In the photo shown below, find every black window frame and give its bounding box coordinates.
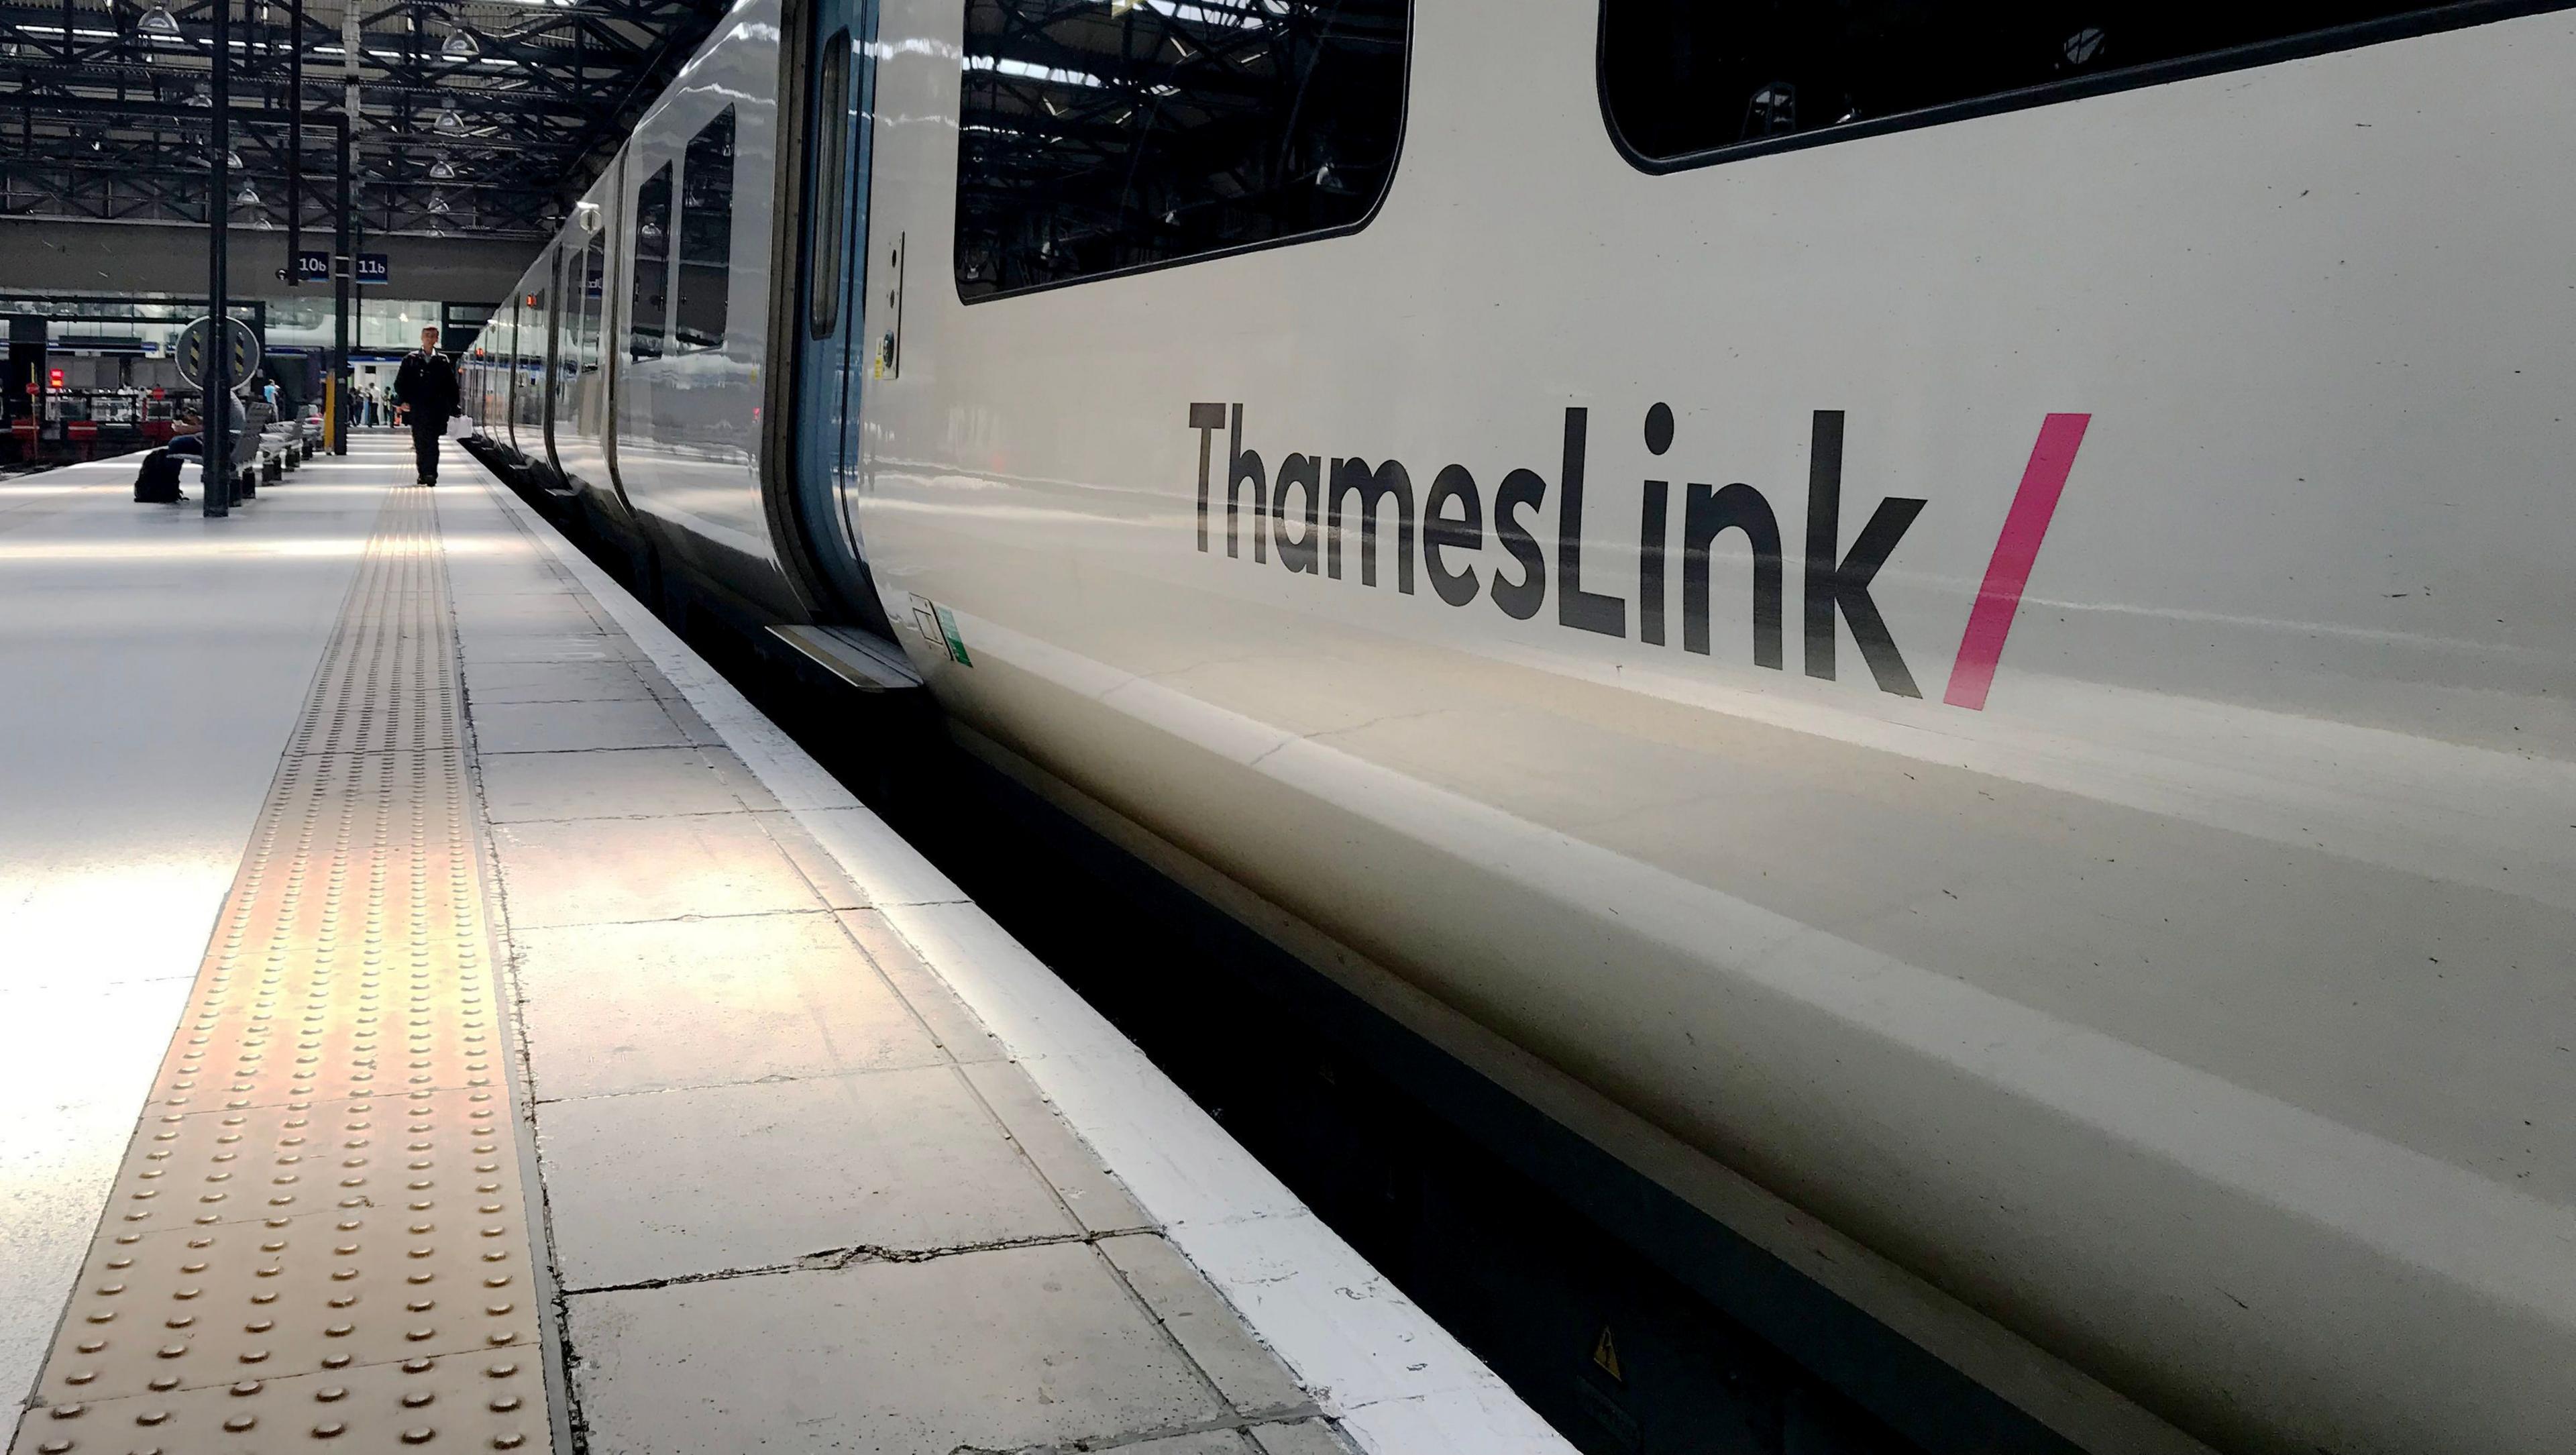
[674,105,739,353]
[1596,0,2571,175]
[951,0,1416,306]
[579,226,606,373]
[517,282,547,429]
[629,160,674,361]
[809,30,853,340]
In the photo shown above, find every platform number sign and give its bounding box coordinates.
[293,250,331,283]
[355,253,391,287]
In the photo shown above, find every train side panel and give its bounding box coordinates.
[844,3,2576,1452]
[605,0,800,618]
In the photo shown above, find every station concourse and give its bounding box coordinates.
[0,441,1566,1455]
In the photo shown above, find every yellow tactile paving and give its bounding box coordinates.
[11,488,554,1455]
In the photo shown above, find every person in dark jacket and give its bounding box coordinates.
[166,390,246,459]
[392,326,461,486]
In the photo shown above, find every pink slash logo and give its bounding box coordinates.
[1943,413,2091,710]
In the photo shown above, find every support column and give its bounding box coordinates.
[204,0,233,517]
[286,0,304,286]
[329,110,352,453]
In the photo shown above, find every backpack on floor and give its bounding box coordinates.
[133,449,184,504]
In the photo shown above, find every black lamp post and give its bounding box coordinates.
[204,0,233,517]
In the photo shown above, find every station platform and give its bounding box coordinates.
[0,439,1566,1455]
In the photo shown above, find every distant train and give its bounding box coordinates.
[463,2,2576,1450]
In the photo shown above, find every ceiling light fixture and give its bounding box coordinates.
[235,182,260,205]
[441,28,476,59]
[138,3,182,38]
[435,105,465,133]
[427,156,456,179]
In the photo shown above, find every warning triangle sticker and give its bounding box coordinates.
[1591,1325,1624,1384]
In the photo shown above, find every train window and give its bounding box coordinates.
[676,107,737,352]
[629,161,672,360]
[518,285,546,429]
[1600,1,2530,170]
[571,233,602,427]
[952,0,1409,302]
[808,32,851,339]
[578,231,605,376]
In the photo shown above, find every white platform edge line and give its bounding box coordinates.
[465,474,1574,1455]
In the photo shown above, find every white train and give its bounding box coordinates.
[462,2,2576,1450]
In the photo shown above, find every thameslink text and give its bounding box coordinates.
[1186,402,1929,697]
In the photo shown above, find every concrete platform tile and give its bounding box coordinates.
[753,810,871,910]
[1100,1233,1317,1421]
[511,912,947,1099]
[445,574,572,598]
[1117,1432,1259,1454]
[465,659,658,704]
[688,739,790,810]
[539,1065,1080,1289]
[491,813,824,928]
[1250,1418,1361,1455]
[656,692,728,745]
[835,908,1007,1064]
[471,631,636,663]
[566,1242,1229,1454]
[475,696,692,753]
[444,565,574,598]
[959,1058,1149,1235]
[479,745,749,822]
[451,594,606,635]
[798,805,973,908]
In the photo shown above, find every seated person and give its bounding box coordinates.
[165,392,248,459]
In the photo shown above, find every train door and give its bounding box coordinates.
[597,158,631,507]
[543,245,567,480]
[786,0,897,639]
[515,280,544,464]
[498,301,519,452]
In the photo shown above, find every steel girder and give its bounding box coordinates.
[0,0,722,238]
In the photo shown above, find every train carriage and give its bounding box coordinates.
[460,3,2576,1451]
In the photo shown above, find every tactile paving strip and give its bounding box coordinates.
[12,488,553,1455]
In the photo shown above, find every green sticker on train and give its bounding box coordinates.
[933,604,971,667]
[910,594,971,667]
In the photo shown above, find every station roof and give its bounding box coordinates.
[0,0,727,240]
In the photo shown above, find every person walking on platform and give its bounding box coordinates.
[392,327,460,486]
